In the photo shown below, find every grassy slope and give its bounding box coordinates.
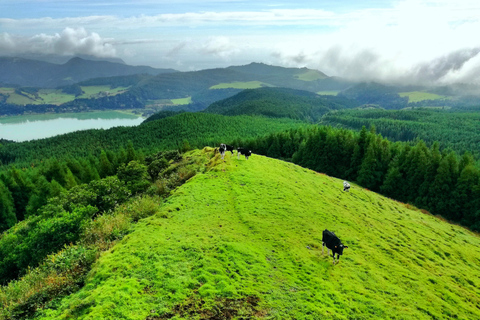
[1,86,129,106]
[37,149,480,319]
[294,70,327,81]
[209,81,270,89]
[399,91,447,103]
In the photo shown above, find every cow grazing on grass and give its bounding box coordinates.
[220,143,235,155]
[237,147,252,160]
[343,181,351,192]
[218,144,226,160]
[322,229,348,264]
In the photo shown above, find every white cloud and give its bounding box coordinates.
[1,0,480,84]
[0,27,116,57]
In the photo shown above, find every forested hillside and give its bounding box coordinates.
[320,108,480,158]
[204,87,359,121]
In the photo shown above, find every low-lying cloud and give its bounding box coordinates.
[0,27,116,57]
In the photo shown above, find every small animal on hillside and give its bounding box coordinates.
[220,143,235,155]
[237,147,252,160]
[343,181,351,192]
[218,144,226,160]
[322,229,348,264]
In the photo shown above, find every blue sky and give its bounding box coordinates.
[1,0,480,85]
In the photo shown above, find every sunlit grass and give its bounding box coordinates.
[33,149,480,319]
[0,86,129,106]
[210,81,269,89]
[399,91,448,102]
[170,97,192,105]
[78,86,128,99]
[295,70,327,81]
[317,91,339,96]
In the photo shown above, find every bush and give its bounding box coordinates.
[0,206,97,285]
[0,245,97,320]
[117,161,150,194]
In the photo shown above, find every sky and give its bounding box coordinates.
[1,0,480,85]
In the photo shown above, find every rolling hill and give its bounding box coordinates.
[203,87,360,121]
[0,57,177,88]
[29,148,480,319]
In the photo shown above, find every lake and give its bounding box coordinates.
[0,111,144,142]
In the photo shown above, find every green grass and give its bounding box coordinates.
[37,90,77,105]
[210,81,269,89]
[32,149,480,319]
[1,86,129,106]
[399,91,448,103]
[317,91,339,96]
[170,97,192,105]
[295,70,327,81]
[78,86,128,99]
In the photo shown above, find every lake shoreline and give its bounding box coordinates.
[0,110,145,142]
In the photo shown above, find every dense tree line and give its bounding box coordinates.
[0,144,188,284]
[0,141,141,233]
[236,125,480,231]
[337,82,409,109]
[320,108,480,158]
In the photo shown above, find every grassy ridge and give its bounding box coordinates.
[399,91,448,103]
[209,81,269,89]
[33,149,480,319]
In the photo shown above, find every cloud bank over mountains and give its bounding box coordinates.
[1,0,480,86]
[0,28,116,58]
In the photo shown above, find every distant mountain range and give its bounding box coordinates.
[1,55,479,118]
[0,56,177,88]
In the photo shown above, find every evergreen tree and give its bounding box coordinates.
[49,179,65,198]
[357,140,381,191]
[25,175,52,217]
[347,126,368,180]
[405,141,429,203]
[2,168,34,221]
[99,150,114,178]
[0,180,16,232]
[417,142,442,210]
[126,140,137,163]
[453,165,480,223]
[429,152,459,219]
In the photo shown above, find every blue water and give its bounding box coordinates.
[0,111,144,142]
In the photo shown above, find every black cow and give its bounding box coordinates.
[220,143,235,155]
[237,147,252,160]
[218,144,226,160]
[343,181,351,192]
[322,229,348,264]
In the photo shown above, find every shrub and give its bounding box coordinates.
[117,161,150,194]
[0,245,97,320]
[0,205,97,284]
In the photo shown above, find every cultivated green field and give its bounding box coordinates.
[170,97,192,105]
[210,81,269,89]
[0,86,129,106]
[77,86,129,99]
[295,70,327,81]
[399,91,448,103]
[35,148,480,319]
[317,91,339,96]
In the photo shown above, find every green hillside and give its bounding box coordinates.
[31,149,480,319]
[204,87,359,122]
